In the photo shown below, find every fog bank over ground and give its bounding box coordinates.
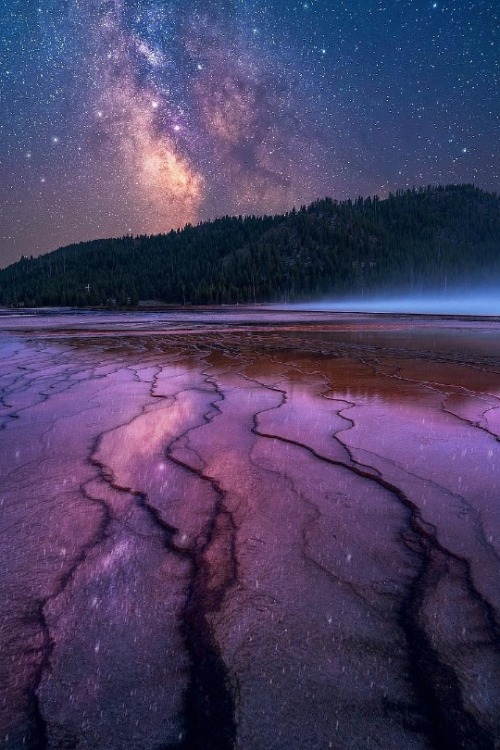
[289,289,500,316]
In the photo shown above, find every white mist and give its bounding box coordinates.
[289,290,500,316]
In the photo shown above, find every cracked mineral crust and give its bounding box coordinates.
[0,309,499,750]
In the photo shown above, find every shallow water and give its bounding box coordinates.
[0,308,499,749]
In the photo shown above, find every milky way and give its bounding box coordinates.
[0,0,498,265]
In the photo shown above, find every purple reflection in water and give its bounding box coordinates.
[0,310,499,749]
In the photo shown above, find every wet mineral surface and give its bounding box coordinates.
[0,308,499,749]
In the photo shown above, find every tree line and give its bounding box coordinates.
[0,184,498,307]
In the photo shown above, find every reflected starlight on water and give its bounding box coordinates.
[0,309,499,749]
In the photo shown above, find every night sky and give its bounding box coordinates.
[0,0,498,267]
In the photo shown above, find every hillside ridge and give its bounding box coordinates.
[1,184,498,307]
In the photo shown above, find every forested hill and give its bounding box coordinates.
[1,184,498,307]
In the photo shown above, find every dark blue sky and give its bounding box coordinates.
[0,0,498,266]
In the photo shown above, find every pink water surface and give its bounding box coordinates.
[0,309,499,749]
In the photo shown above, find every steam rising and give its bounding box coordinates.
[291,290,500,316]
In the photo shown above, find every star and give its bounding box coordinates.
[0,0,496,267]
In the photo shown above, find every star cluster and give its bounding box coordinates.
[0,0,498,265]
